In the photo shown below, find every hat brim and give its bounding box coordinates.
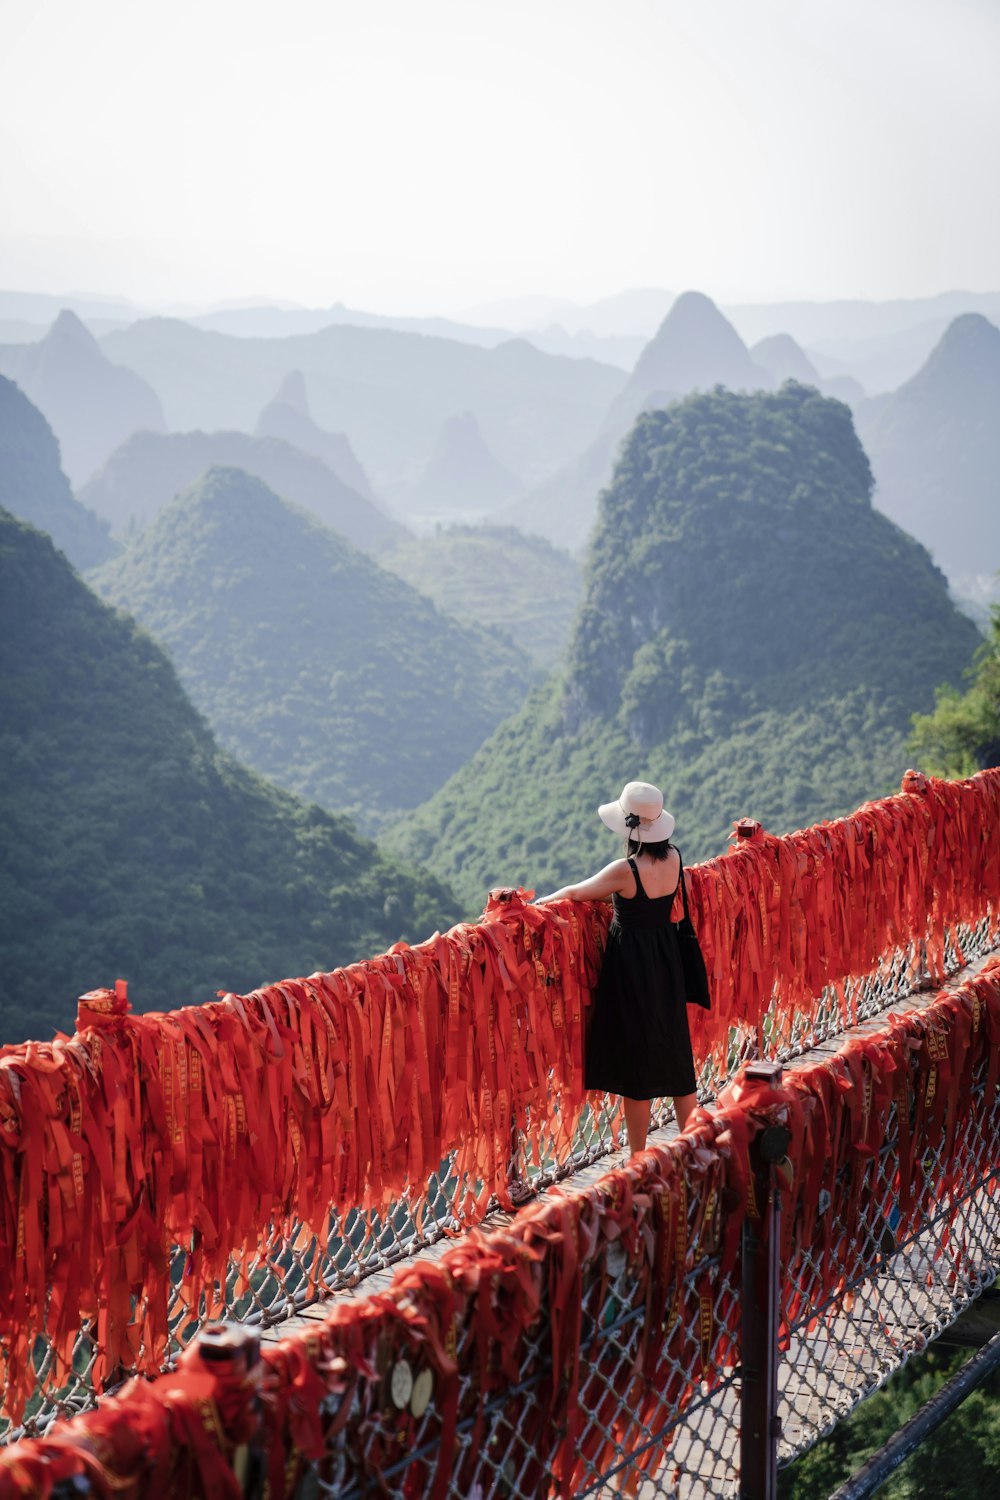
[598,801,676,842]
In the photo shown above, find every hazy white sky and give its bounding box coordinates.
[1,0,997,313]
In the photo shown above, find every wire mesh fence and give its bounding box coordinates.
[777,1041,1000,1465]
[3,919,998,1451]
[291,957,1000,1498]
[2,958,999,1499]
[308,1181,744,1499]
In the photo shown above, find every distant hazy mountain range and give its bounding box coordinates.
[462,288,678,338]
[90,466,533,822]
[5,285,998,391]
[255,370,376,501]
[0,503,461,1038]
[0,374,115,570]
[96,317,626,506]
[403,411,522,522]
[3,285,995,600]
[463,287,1000,392]
[857,314,1000,606]
[80,427,401,553]
[501,291,777,551]
[389,384,980,907]
[0,311,165,484]
[188,300,513,347]
[749,334,863,404]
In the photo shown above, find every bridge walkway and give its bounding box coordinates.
[257,951,999,1498]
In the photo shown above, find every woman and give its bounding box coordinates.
[535,780,698,1154]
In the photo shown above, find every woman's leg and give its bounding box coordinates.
[622,1097,650,1154]
[673,1092,698,1131]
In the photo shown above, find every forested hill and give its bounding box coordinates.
[383,524,582,668]
[0,508,461,1041]
[389,383,981,907]
[90,467,533,821]
[79,428,403,552]
[0,374,114,571]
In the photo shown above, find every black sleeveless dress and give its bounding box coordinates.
[584,856,697,1101]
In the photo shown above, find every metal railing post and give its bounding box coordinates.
[739,1061,786,1500]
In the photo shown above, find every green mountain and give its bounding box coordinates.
[389,384,981,907]
[0,508,460,1042]
[90,468,533,822]
[855,314,1000,606]
[78,427,404,552]
[99,317,626,502]
[382,524,582,668]
[0,311,165,484]
[502,291,774,552]
[0,375,115,571]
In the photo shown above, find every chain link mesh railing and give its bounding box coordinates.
[3,925,998,1450]
[291,958,1000,1499]
[777,1026,1000,1465]
[308,1183,745,1500]
[1,958,999,1498]
[2,771,999,1481]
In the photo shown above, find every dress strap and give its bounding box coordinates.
[627,856,647,899]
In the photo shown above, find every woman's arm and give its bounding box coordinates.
[534,859,633,904]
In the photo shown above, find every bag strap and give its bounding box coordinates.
[676,848,692,923]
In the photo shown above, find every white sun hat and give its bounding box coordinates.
[598,781,675,842]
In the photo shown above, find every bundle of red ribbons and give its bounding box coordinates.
[0,770,998,1424]
[3,954,998,1499]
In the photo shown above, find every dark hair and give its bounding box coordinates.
[626,836,673,861]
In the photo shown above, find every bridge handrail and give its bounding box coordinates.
[3,953,999,1497]
[0,769,998,1425]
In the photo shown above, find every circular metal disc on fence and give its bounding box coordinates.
[410,1367,434,1418]
[390,1358,413,1410]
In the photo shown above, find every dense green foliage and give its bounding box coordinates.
[0,508,461,1042]
[570,384,969,721]
[0,374,114,570]
[390,386,979,907]
[779,1344,1000,1499]
[908,601,1000,775]
[383,525,582,667]
[90,468,534,822]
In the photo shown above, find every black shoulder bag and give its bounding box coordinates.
[676,850,711,1010]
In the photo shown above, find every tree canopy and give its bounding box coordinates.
[390,385,980,907]
[0,507,461,1041]
[908,600,1000,776]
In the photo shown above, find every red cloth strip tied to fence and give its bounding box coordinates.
[0,770,998,1427]
[682,767,1000,1069]
[3,955,999,1500]
[0,898,606,1422]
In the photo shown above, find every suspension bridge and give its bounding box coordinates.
[1,768,999,1497]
